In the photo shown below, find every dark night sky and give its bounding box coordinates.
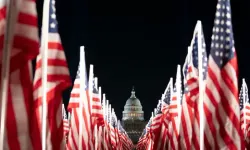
[37,0,249,120]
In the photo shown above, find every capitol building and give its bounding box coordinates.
[122,87,146,144]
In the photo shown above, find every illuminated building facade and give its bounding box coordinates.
[122,87,146,144]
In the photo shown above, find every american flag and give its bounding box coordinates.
[203,0,243,149]
[0,0,39,72]
[169,86,178,118]
[162,79,172,113]
[151,101,162,132]
[67,62,88,110]
[239,80,250,136]
[180,25,207,149]
[0,0,40,149]
[91,78,104,127]
[32,0,71,149]
[67,59,93,149]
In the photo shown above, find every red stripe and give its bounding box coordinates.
[7,85,21,149]
[18,12,37,26]
[36,58,68,69]
[48,42,64,50]
[208,65,239,149]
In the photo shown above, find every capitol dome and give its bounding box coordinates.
[122,87,144,121]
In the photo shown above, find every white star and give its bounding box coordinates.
[51,13,56,19]
[215,19,220,25]
[226,37,230,41]
[220,44,224,49]
[222,12,225,17]
[226,13,231,18]
[215,51,219,56]
[211,43,215,48]
[215,43,219,48]
[220,52,223,57]
[203,62,207,67]
[221,20,224,25]
[202,68,206,74]
[217,4,221,9]
[220,28,224,33]
[216,12,220,17]
[211,35,215,40]
[50,23,56,28]
[215,35,219,40]
[226,20,231,26]
[216,27,219,32]
[220,60,223,65]
[220,36,224,40]
[222,5,225,9]
[226,29,230,33]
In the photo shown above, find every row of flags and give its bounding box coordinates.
[64,46,134,150]
[0,0,134,149]
[136,0,250,149]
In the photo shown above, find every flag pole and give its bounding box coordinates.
[197,20,205,150]
[0,0,19,148]
[40,0,50,149]
[79,46,85,150]
[176,65,182,134]
[243,79,246,135]
[88,64,94,148]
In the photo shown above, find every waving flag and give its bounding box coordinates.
[203,0,243,149]
[0,0,39,149]
[32,0,71,149]
[239,79,250,136]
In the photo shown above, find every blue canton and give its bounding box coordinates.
[111,114,117,128]
[191,32,208,80]
[210,0,235,68]
[75,63,88,90]
[163,87,171,105]
[239,83,249,110]
[155,101,162,114]
[93,79,98,94]
[49,0,58,33]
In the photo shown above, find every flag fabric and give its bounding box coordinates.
[62,104,70,139]
[180,23,208,149]
[0,0,39,72]
[32,0,71,149]
[239,80,250,137]
[91,79,104,127]
[203,0,243,149]
[0,0,40,149]
[67,61,93,149]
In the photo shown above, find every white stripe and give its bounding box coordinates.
[20,0,37,16]
[224,63,238,90]
[180,98,193,149]
[48,33,62,42]
[33,66,69,83]
[36,50,67,61]
[204,77,223,149]
[16,23,39,42]
[210,59,239,109]
[211,59,241,148]
[33,82,57,99]
[10,68,32,150]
